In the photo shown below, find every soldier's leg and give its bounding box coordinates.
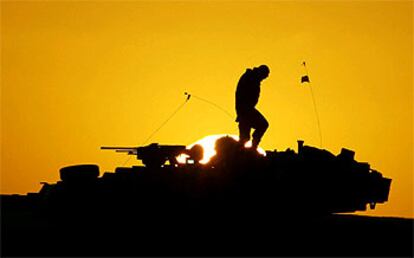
[238,120,251,147]
[251,109,269,148]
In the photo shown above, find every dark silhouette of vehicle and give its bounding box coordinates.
[27,138,390,216]
[2,138,408,257]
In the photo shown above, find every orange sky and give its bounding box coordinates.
[1,1,412,218]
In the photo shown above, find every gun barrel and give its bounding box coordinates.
[101,147,137,150]
[115,149,135,153]
[101,147,138,156]
[101,144,187,166]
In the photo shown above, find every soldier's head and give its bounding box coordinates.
[254,65,270,81]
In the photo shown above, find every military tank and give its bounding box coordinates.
[1,137,400,256]
[26,137,390,218]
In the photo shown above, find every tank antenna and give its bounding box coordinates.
[142,94,191,145]
[186,92,233,120]
[302,61,323,148]
[121,93,191,166]
[121,92,232,166]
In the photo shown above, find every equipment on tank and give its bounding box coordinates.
[101,143,204,167]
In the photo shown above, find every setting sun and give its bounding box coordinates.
[177,134,266,164]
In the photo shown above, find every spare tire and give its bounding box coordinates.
[59,164,100,183]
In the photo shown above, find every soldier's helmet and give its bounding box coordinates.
[256,64,270,79]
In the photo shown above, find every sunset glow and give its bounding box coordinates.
[177,134,266,164]
[184,134,266,164]
[1,1,412,218]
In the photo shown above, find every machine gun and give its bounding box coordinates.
[101,143,201,167]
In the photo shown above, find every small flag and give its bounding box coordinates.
[301,61,310,83]
[301,75,310,83]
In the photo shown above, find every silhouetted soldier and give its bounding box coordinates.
[235,65,270,149]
